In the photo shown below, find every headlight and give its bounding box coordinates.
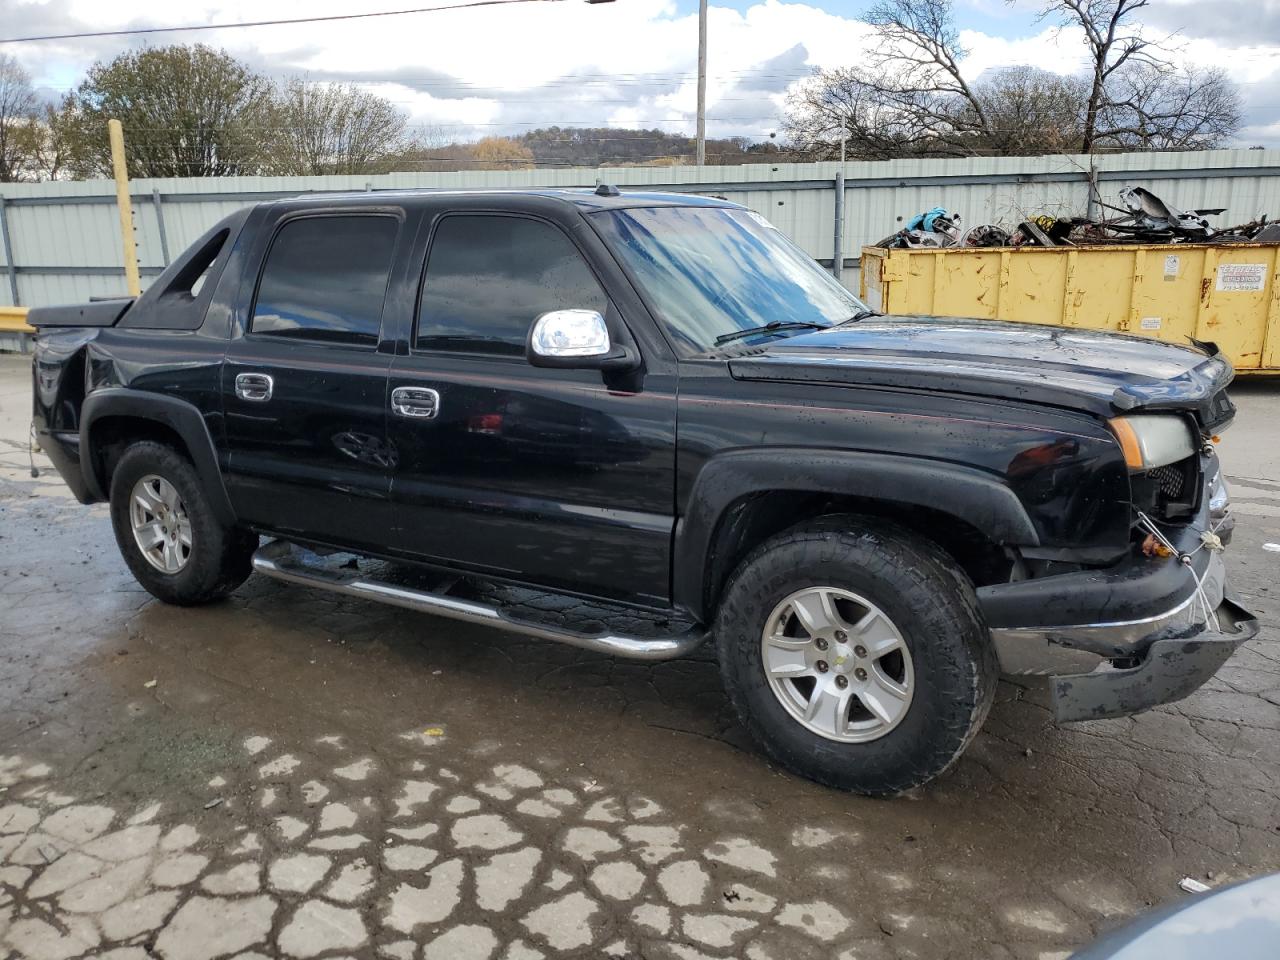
[1108,415,1197,470]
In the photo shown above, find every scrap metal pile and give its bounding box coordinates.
[875,186,1280,249]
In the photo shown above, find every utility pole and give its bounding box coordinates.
[108,119,141,298]
[1085,156,1100,222]
[832,134,847,282]
[696,0,707,167]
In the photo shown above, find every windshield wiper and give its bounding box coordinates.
[714,320,827,346]
[841,309,880,324]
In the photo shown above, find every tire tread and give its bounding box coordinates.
[715,514,997,795]
[109,441,256,605]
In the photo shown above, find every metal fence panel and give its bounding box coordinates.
[2,148,1279,307]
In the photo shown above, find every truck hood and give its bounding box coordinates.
[726,316,1235,425]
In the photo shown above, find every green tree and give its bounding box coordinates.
[58,44,271,178]
[11,104,80,181]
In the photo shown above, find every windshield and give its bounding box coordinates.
[592,205,870,354]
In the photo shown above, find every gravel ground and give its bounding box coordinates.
[0,353,1277,960]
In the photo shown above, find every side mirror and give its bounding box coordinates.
[527,309,638,371]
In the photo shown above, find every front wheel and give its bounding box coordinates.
[716,516,997,796]
[109,441,257,605]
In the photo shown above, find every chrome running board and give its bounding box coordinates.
[251,539,707,661]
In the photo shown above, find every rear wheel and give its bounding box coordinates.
[716,515,997,795]
[109,441,257,605]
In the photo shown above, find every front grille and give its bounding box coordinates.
[1148,463,1185,499]
[1135,454,1199,521]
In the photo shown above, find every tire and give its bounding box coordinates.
[109,441,257,605]
[715,515,997,796]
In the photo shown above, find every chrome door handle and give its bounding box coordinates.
[391,386,440,420]
[235,372,274,402]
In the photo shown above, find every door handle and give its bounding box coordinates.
[235,372,274,402]
[391,386,440,420]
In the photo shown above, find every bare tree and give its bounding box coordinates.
[784,0,1089,159]
[376,126,468,173]
[1035,0,1241,152]
[1094,63,1241,151]
[783,0,1241,160]
[785,67,960,159]
[784,60,1086,159]
[967,66,1088,156]
[0,54,38,181]
[861,0,990,143]
[265,80,410,175]
[1036,0,1155,153]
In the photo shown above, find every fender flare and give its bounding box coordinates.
[673,448,1040,621]
[80,388,237,526]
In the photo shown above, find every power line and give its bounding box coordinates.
[32,71,825,94]
[99,117,786,131]
[90,156,786,169]
[0,0,568,45]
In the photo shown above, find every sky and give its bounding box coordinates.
[3,0,1280,148]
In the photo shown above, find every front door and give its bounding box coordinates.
[221,211,403,551]
[385,211,677,606]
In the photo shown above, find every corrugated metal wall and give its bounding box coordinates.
[3,147,1279,307]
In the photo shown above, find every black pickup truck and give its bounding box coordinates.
[30,188,1256,795]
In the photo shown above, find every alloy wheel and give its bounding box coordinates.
[129,474,192,574]
[760,586,915,743]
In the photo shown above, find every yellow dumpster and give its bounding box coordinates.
[860,243,1280,374]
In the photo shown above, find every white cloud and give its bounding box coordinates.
[958,26,1090,78]
[6,0,1279,144]
[7,0,872,138]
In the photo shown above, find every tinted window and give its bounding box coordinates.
[417,215,607,355]
[252,215,398,346]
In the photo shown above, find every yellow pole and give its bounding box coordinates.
[108,119,141,297]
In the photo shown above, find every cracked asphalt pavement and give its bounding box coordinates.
[0,353,1278,960]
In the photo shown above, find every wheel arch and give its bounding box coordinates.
[674,449,1040,623]
[80,389,236,526]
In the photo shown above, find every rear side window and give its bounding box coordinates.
[252,215,398,346]
[416,214,607,356]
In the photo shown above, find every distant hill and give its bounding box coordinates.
[383,127,794,172]
[517,127,791,167]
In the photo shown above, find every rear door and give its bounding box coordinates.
[221,208,409,551]
[384,204,678,606]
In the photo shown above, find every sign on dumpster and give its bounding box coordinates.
[1216,263,1267,292]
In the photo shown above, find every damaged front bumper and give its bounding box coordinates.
[1048,589,1257,722]
[979,473,1259,722]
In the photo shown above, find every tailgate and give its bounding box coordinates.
[27,298,134,328]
